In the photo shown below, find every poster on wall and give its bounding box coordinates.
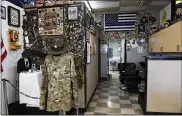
[38,7,63,35]
[87,42,91,63]
[86,14,91,29]
[90,33,96,55]
[137,46,144,53]
[86,30,90,42]
[8,6,20,27]
[101,44,108,53]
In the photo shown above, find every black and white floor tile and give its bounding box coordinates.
[85,71,143,115]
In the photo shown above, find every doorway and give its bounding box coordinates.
[108,39,125,80]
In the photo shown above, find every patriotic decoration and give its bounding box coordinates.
[1,37,7,72]
[104,13,136,31]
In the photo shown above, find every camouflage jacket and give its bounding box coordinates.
[40,53,78,112]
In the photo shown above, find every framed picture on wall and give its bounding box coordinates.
[1,6,6,19]
[8,6,20,27]
[38,7,64,35]
[68,7,78,20]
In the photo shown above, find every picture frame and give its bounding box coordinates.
[38,7,64,35]
[8,6,20,27]
[86,14,91,29]
[1,6,6,19]
[68,6,78,20]
[138,24,145,33]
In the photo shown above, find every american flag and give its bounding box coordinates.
[104,13,136,31]
[1,37,7,72]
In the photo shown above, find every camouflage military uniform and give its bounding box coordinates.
[40,53,78,112]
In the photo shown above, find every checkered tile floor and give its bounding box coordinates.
[85,71,143,115]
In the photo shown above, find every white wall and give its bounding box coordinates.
[127,44,148,70]
[86,54,98,104]
[1,1,24,114]
[145,10,160,25]
[160,2,171,26]
[86,30,99,104]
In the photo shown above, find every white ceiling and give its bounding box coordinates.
[77,0,171,13]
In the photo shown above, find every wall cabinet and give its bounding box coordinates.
[149,21,182,53]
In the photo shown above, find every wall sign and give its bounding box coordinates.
[68,7,78,20]
[1,6,6,19]
[87,42,91,63]
[8,6,20,27]
[38,7,64,35]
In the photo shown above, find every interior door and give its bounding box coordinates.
[157,29,169,52]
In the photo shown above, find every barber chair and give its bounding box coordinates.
[139,61,145,80]
[119,63,141,92]
[110,60,117,71]
[139,61,145,68]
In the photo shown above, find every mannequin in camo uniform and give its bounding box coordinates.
[40,38,78,112]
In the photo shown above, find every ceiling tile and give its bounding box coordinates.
[150,0,170,5]
[119,6,148,11]
[147,5,166,10]
[93,7,119,13]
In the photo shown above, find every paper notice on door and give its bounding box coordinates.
[137,46,143,53]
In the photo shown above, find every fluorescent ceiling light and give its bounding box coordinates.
[89,1,120,9]
[176,0,182,4]
[84,1,91,11]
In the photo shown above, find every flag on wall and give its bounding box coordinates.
[104,13,136,31]
[1,37,7,72]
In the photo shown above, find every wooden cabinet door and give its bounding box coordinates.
[149,34,156,53]
[168,21,182,52]
[152,33,160,53]
[149,42,153,53]
[149,36,153,53]
[158,29,170,53]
